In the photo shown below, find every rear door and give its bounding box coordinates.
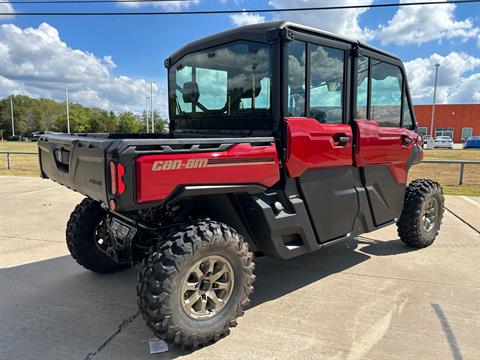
[353,54,418,226]
[284,37,358,243]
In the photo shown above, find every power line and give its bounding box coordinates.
[1,0,479,15]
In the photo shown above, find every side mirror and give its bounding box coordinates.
[182,81,200,103]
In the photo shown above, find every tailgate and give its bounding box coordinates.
[38,134,113,202]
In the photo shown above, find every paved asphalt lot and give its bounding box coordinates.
[1,176,479,360]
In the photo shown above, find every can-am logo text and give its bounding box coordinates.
[152,159,208,171]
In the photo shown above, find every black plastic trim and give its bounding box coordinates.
[165,184,267,204]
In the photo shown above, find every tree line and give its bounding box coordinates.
[0,95,169,138]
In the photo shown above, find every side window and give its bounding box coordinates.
[287,41,306,117]
[402,92,414,129]
[418,127,428,136]
[355,56,369,120]
[371,61,402,127]
[309,44,345,124]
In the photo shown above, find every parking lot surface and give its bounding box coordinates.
[1,176,479,360]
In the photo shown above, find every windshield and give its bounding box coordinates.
[169,41,272,131]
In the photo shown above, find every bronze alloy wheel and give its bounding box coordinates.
[180,255,234,320]
[397,179,444,248]
[422,197,438,232]
[137,220,255,349]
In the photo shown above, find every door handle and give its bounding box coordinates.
[402,137,412,146]
[339,136,351,143]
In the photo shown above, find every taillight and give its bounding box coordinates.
[117,163,125,194]
[110,161,117,195]
[110,161,125,196]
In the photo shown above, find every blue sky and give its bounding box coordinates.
[1,0,479,115]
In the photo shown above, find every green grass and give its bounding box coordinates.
[409,148,480,196]
[0,141,39,176]
[1,141,479,195]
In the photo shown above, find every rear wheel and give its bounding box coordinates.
[66,198,130,274]
[397,179,444,248]
[137,220,255,349]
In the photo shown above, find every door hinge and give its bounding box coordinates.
[352,45,363,58]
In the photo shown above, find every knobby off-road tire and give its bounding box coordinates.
[137,220,255,349]
[397,179,444,248]
[66,198,130,274]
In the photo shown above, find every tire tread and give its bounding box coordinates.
[397,179,444,248]
[136,220,255,349]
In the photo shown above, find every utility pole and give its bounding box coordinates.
[10,95,15,137]
[150,81,155,133]
[430,63,440,137]
[65,84,71,134]
[145,96,150,133]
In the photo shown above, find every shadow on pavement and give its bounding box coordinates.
[356,237,416,257]
[1,240,375,359]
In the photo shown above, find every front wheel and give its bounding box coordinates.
[397,179,444,248]
[136,220,255,349]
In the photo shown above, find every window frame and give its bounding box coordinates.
[369,59,404,128]
[284,32,351,125]
[435,128,454,139]
[352,48,416,130]
[307,42,347,124]
[168,39,276,133]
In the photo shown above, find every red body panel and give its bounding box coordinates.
[135,143,280,203]
[284,118,353,177]
[354,120,418,184]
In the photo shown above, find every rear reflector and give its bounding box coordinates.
[109,199,117,211]
[110,161,117,195]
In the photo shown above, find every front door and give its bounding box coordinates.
[353,55,418,226]
[284,38,358,243]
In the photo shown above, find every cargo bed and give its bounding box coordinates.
[38,133,278,211]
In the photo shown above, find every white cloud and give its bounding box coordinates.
[0,23,167,115]
[378,0,479,45]
[448,73,480,103]
[229,12,266,27]
[118,0,199,10]
[404,52,480,104]
[0,1,15,19]
[268,0,375,40]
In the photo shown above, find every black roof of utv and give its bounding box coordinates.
[165,21,400,66]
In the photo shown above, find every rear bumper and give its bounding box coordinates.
[434,143,453,148]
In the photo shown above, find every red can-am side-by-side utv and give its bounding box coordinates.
[38,22,444,349]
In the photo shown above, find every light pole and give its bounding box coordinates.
[65,84,71,134]
[10,95,15,137]
[150,81,155,133]
[145,96,150,133]
[430,63,440,137]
